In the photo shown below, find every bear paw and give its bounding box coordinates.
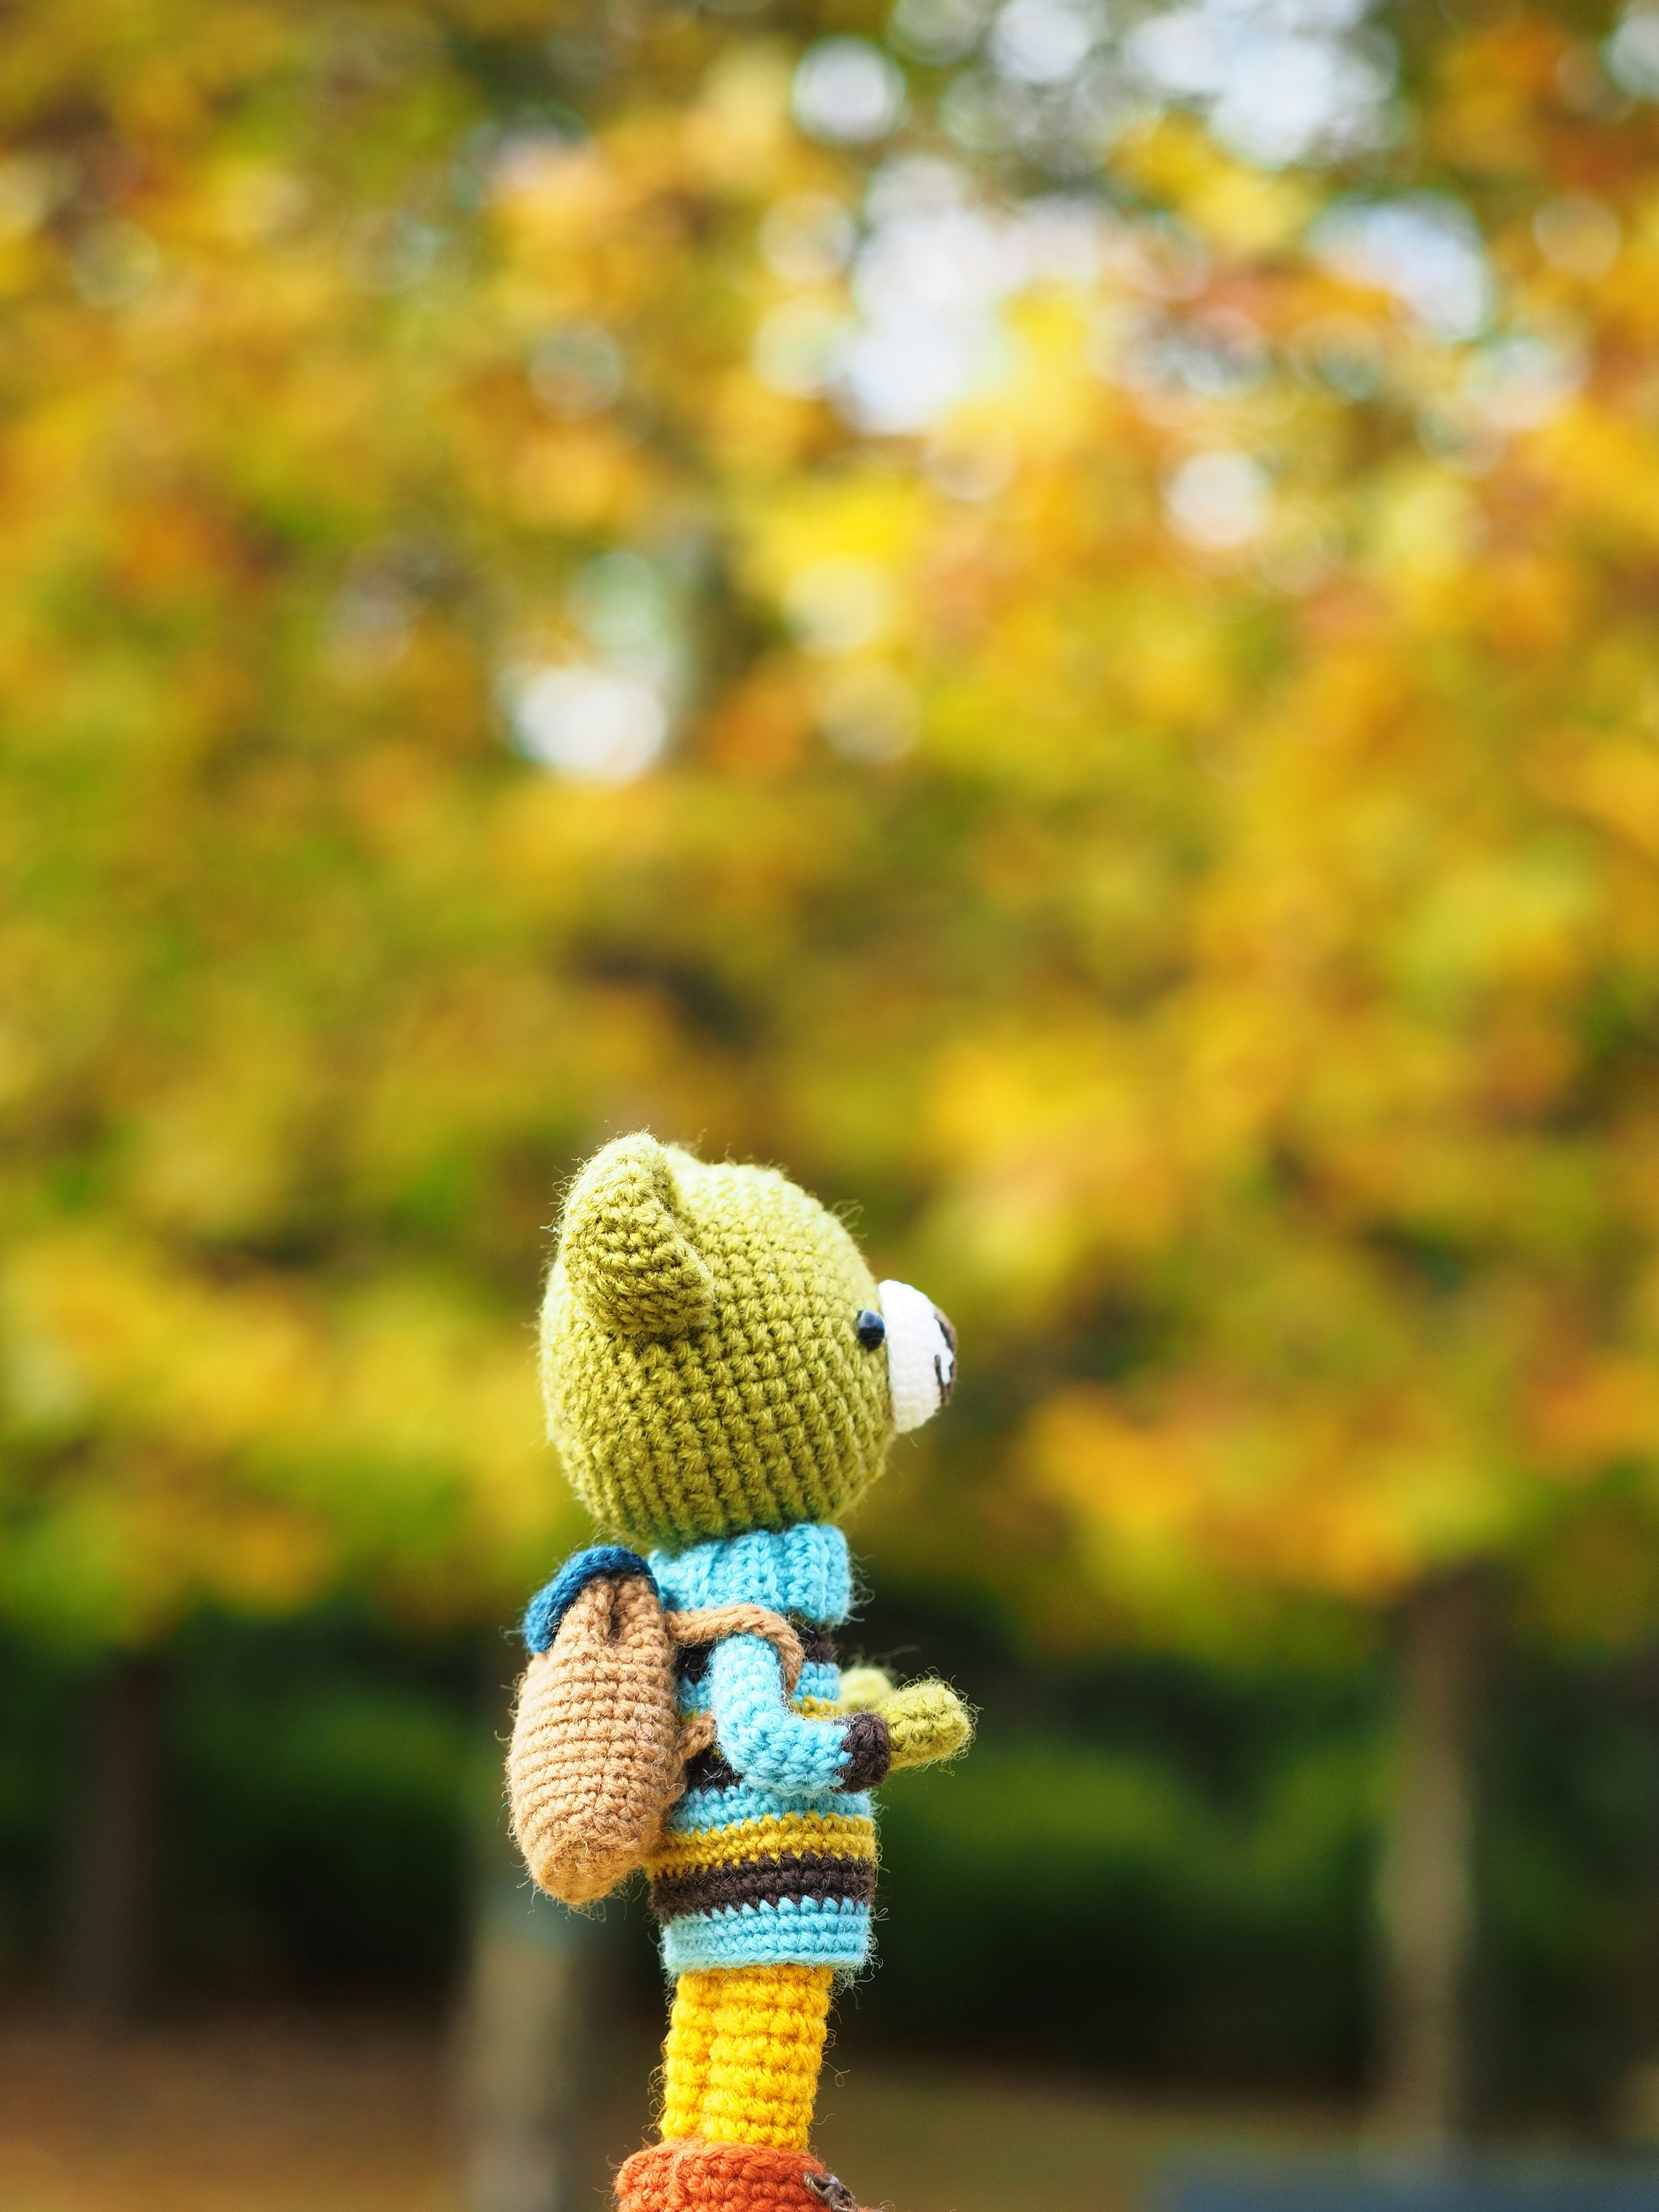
[834,1665,895,1712]
[877,1680,974,1770]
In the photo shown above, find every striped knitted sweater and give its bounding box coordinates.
[644,1523,887,1975]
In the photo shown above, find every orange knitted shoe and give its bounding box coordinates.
[614,2139,869,2212]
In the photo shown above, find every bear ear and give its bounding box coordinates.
[558,1133,715,1339]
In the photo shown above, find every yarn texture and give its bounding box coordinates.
[616,2140,868,2212]
[522,1544,656,1653]
[880,1679,975,1770]
[661,1964,834,2147]
[509,1572,683,1904]
[645,1525,882,1977]
[652,1522,852,1623]
[540,1137,891,1553]
[511,1550,817,1905]
[521,1131,974,2190]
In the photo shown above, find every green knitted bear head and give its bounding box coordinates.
[539,1133,956,1553]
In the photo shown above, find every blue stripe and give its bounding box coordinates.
[670,1782,872,1831]
[660,1896,873,1973]
[648,1524,853,1625]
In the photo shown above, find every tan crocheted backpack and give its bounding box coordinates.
[508,1546,805,1906]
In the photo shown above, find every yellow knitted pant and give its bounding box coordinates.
[658,1965,834,2149]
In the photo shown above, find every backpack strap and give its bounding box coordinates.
[519,1557,807,1691]
[521,1545,657,1653]
[665,1605,805,1697]
[678,1709,718,1760]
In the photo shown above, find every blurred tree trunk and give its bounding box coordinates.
[60,1649,166,2018]
[1373,1568,1493,2147]
[454,1655,628,2212]
[456,1874,603,2212]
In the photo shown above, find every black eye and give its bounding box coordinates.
[855,1309,886,1351]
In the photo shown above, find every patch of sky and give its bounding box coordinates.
[833,159,1130,432]
[499,552,683,785]
[1311,193,1494,343]
[1163,448,1272,551]
[794,39,910,142]
[1123,0,1396,167]
[1606,1,1659,96]
[903,0,1397,170]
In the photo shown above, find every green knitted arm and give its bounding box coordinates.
[877,1680,974,1771]
[836,1665,896,1711]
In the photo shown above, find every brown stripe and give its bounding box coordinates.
[649,1852,877,1923]
[683,1744,742,1793]
[648,1813,876,1878]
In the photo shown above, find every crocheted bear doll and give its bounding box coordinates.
[518,1132,971,2212]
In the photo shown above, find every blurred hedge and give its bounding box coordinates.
[5,1603,1657,2122]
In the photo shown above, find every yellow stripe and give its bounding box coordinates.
[646,1813,876,1877]
[660,1964,834,2149]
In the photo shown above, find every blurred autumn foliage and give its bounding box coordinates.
[7,0,1659,1695]
[16,0,1659,2152]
